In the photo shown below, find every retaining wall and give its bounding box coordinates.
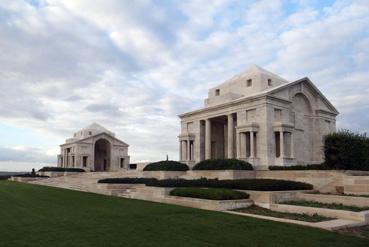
[296,193,369,207]
[270,204,369,222]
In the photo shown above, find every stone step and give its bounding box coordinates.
[315,219,366,231]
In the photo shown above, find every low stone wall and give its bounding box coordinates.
[97,183,252,211]
[38,171,84,177]
[296,193,369,207]
[142,171,187,179]
[135,170,256,180]
[255,170,345,193]
[136,162,149,171]
[344,176,369,195]
[242,190,315,206]
[270,204,369,222]
[9,176,48,182]
[183,170,255,180]
[160,197,252,211]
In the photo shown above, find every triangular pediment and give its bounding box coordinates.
[267,77,338,115]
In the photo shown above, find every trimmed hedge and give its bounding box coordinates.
[13,173,49,178]
[324,130,369,171]
[170,188,249,200]
[143,161,189,171]
[129,164,137,169]
[193,159,253,170]
[269,164,331,170]
[98,177,313,191]
[0,175,11,180]
[98,177,156,184]
[38,167,85,172]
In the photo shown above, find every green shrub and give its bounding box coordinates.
[129,164,137,169]
[0,175,11,180]
[143,160,189,171]
[170,188,249,200]
[98,177,156,184]
[193,159,253,170]
[38,167,86,172]
[13,173,49,178]
[324,130,369,171]
[269,164,331,170]
[98,177,313,191]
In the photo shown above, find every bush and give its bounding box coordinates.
[0,175,11,180]
[192,159,253,170]
[170,188,249,200]
[324,130,369,171]
[98,177,156,184]
[13,173,49,178]
[129,164,137,169]
[98,177,313,191]
[38,167,86,172]
[143,161,189,171]
[269,164,331,170]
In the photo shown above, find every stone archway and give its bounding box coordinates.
[94,138,111,171]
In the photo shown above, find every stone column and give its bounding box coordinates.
[205,119,211,159]
[280,131,284,158]
[63,150,66,167]
[187,140,191,161]
[240,132,246,158]
[227,114,234,158]
[290,132,294,158]
[181,141,187,161]
[236,132,240,158]
[250,131,254,158]
[179,141,182,161]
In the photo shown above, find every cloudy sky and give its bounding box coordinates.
[0,0,368,171]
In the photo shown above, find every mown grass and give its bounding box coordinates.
[0,180,368,247]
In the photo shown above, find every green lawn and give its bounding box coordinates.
[0,181,368,247]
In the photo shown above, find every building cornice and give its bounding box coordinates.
[60,132,129,147]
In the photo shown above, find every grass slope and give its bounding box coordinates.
[0,181,367,247]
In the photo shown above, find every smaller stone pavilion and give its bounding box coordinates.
[57,123,130,171]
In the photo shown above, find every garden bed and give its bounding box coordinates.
[281,200,369,212]
[98,177,313,191]
[233,205,334,222]
[38,167,85,172]
[170,188,249,200]
[295,192,369,207]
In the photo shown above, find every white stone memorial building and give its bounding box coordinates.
[57,123,130,171]
[178,65,338,169]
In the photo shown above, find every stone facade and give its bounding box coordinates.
[178,65,338,169]
[57,123,130,171]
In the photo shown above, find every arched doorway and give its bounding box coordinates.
[94,138,111,171]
